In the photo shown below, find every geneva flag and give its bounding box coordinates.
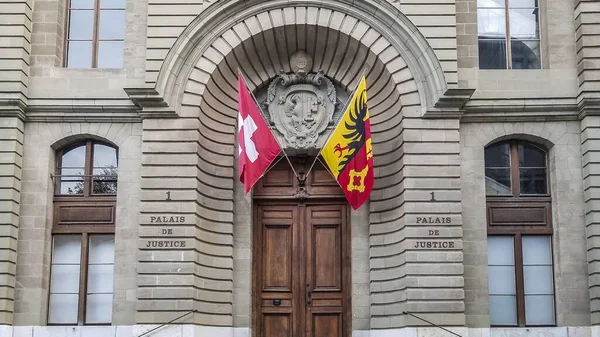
[238,75,282,193]
[320,76,373,210]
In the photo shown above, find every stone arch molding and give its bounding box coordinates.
[153,0,451,115]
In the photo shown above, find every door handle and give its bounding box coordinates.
[306,284,312,305]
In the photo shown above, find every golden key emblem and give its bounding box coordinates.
[347,165,369,193]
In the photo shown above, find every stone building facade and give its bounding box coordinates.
[0,0,598,336]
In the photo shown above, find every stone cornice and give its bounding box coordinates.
[0,98,27,121]
[423,88,476,118]
[460,97,580,122]
[123,88,177,119]
[577,98,600,120]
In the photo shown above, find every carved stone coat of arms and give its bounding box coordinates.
[263,53,338,150]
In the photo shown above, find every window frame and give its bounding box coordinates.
[63,0,125,68]
[54,139,119,200]
[48,231,115,326]
[486,140,555,327]
[477,0,542,69]
[49,139,118,325]
[485,140,550,199]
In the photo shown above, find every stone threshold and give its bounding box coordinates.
[0,326,593,337]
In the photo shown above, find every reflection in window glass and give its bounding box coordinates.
[488,236,518,325]
[511,39,541,69]
[100,0,125,9]
[68,10,94,40]
[92,144,118,194]
[66,0,125,68]
[67,41,93,68]
[49,235,82,324]
[97,41,125,68]
[522,236,555,325]
[57,141,118,195]
[479,39,507,69]
[99,11,125,40]
[477,0,541,69]
[60,145,86,194]
[86,235,115,323]
[485,143,512,195]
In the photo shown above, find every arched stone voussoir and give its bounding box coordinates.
[156,0,449,116]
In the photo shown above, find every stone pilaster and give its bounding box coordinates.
[575,1,600,103]
[369,102,464,328]
[0,0,31,118]
[0,117,24,325]
[581,116,600,325]
[137,112,234,325]
[401,114,464,326]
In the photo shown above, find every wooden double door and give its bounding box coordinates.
[252,202,351,337]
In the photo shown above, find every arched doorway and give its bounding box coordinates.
[252,157,351,337]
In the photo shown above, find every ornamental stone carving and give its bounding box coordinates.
[264,51,337,150]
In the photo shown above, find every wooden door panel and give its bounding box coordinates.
[305,204,349,337]
[310,312,342,337]
[254,205,299,337]
[263,314,292,337]
[312,225,341,290]
[254,203,349,337]
[263,225,292,290]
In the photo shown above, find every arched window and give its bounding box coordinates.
[484,140,555,327]
[49,139,117,325]
[56,140,118,196]
[485,140,548,196]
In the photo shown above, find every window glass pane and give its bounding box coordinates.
[92,144,118,194]
[479,39,507,69]
[478,8,506,37]
[88,264,114,293]
[511,39,541,69]
[509,0,537,7]
[100,0,125,9]
[524,266,553,294]
[488,266,516,294]
[519,168,547,194]
[68,10,94,40]
[99,10,125,39]
[49,294,79,324]
[522,236,552,265]
[70,0,94,9]
[97,41,124,68]
[89,235,115,264]
[485,168,511,195]
[86,293,113,323]
[52,235,82,264]
[518,143,545,167]
[489,295,518,325]
[487,236,514,265]
[50,265,81,294]
[485,143,511,167]
[478,0,505,7]
[61,145,86,168]
[509,9,540,39]
[67,41,93,68]
[525,295,555,325]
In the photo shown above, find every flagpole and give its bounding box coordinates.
[237,68,301,181]
[303,68,368,179]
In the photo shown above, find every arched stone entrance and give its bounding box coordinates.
[131,0,469,332]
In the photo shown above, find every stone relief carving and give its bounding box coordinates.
[263,51,338,150]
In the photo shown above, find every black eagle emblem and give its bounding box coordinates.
[338,90,369,172]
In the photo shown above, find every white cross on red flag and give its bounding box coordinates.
[237,75,282,193]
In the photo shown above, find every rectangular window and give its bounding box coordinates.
[48,234,115,324]
[477,0,541,69]
[66,0,125,68]
[487,235,555,326]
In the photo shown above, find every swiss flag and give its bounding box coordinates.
[237,75,282,193]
